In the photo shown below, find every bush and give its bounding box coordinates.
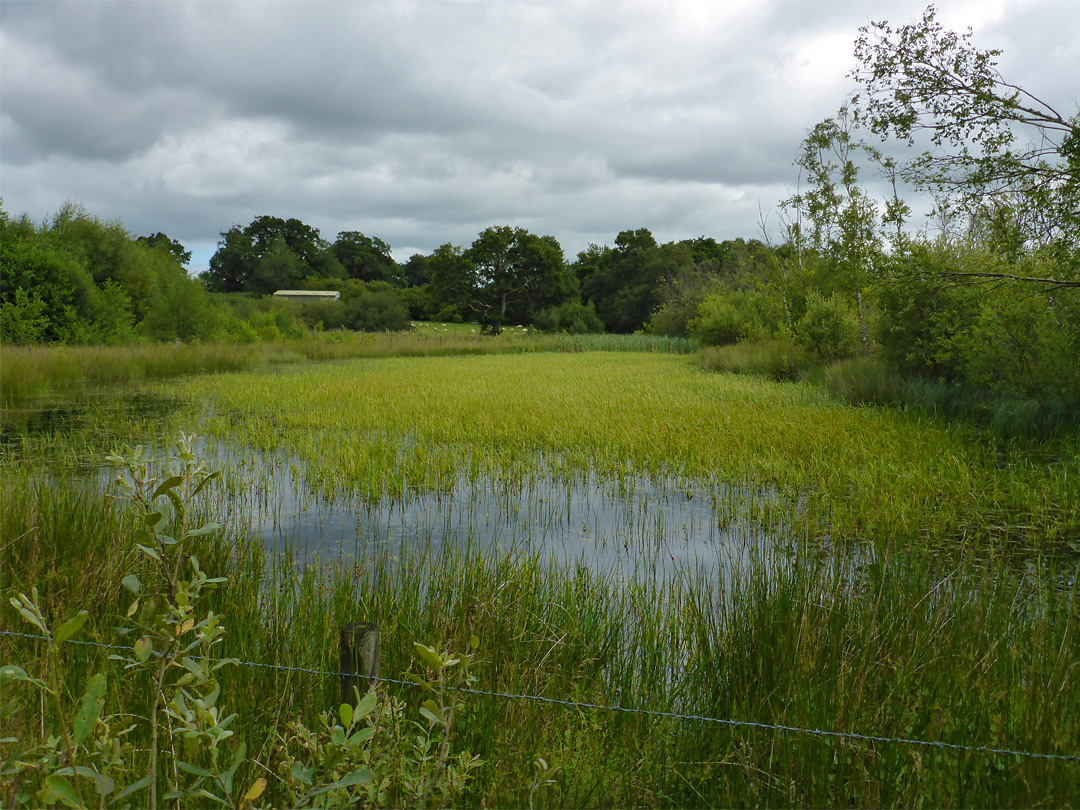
[342,289,411,332]
[694,339,807,381]
[793,291,860,362]
[689,291,763,346]
[534,301,605,334]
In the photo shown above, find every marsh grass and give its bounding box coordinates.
[164,352,1080,546]
[0,332,692,427]
[3,464,1078,807]
[694,339,809,381]
[4,350,1079,806]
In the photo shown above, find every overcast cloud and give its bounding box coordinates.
[2,0,1077,272]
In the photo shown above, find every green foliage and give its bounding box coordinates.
[137,232,192,267]
[534,300,605,334]
[688,290,767,346]
[694,339,808,381]
[793,290,860,362]
[334,232,399,285]
[2,436,481,809]
[0,288,50,345]
[205,215,343,294]
[1,203,214,345]
[577,230,697,333]
[850,5,1080,251]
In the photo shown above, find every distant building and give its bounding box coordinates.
[272,290,341,303]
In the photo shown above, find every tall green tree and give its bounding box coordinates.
[204,215,342,293]
[333,231,399,284]
[137,232,192,267]
[579,229,658,332]
[784,108,888,345]
[428,226,572,333]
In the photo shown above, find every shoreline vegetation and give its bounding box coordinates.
[3,346,1078,807]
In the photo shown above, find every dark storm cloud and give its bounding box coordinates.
[1,0,1076,264]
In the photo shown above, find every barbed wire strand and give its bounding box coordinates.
[3,629,1077,763]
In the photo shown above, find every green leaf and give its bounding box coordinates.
[355,689,378,719]
[308,769,373,797]
[419,705,441,726]
[414,643,444,672]
[175,759,213,778]
[186,522,223,538]
[152,475,184,499]
[404,673,436,694]
[55,610,90,643]
[196,787,229,806]
[134,637,153,663]
[42,775,80,809]
[339,702,354,728]
[9,596,46,634]
[331,725,345,746]
[191,470,222,498]
[121,574,141,595]
[224,742,246,794]
[0,664,47,690]
[162,489,184,520]
[55,766,114,796]
[114,774,154,801]
[135,543,161,561]
[290,762,313,786]
[470,634,480,650]
[73,673,107,745]
[144,509,165,527]
[349,726,376,746]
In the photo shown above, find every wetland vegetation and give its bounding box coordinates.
[4,346,1079,807]
[4,6,1080,806]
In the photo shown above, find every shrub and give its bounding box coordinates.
[534,301,605,334]
[689,291,760,346]
[793,291,860,362]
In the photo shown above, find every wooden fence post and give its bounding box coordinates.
[340,622,380,706]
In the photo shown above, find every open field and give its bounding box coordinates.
[3,346,1079,807]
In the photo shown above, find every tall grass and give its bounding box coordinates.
[694,339,808,381]
[3,462,1078,807]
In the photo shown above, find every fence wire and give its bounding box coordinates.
[3,629,1077,764]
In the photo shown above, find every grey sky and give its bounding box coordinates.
[2,0,1077,273]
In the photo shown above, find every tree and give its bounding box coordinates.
[333,231,398,284]
[579,229,667,333]
[137,232,192,266]
[204,227,256,292]
[784,107,887,346]
[850,4,1079,256]
[204,215,340,293]
[431,226,572,334]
